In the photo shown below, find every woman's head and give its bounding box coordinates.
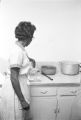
[15,21,36,46]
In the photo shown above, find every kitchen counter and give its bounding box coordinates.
[28,61,81,86]
[28,73,81,86]
[30,63,81,120]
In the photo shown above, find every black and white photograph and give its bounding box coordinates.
[0,0,81,120]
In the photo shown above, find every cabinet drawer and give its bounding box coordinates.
[58,87,80,96]
[30,86,57,97]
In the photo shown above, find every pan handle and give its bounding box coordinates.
[79,63,81,72]
[41,72,53,81]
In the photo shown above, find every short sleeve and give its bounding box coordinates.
[9,49,23,68]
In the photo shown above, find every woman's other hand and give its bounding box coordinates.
[29,68,40,76]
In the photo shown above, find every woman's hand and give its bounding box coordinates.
[21,100,30,111]
[29,57,36,68]
[29,68,40,76]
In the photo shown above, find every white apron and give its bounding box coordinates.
[0,73,32,120]
[14,75,31,120]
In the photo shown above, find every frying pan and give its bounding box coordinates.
[41,65,56,80]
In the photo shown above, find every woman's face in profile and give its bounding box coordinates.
[24,38,32,47]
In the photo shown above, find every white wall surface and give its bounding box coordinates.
[0,0,81,62]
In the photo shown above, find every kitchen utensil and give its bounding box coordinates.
[41,72,53,81]
[41,65,56,75]
[60,61,81,75]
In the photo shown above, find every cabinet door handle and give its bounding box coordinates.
[54,109,57,113]
[57,103,60,113]
[41,91,48,94]
[54,108,60,113]
[0,84,2,88]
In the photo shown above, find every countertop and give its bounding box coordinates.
[28,73,81,86]
[28,62,81,86]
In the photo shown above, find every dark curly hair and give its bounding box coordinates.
[15,21,36,41]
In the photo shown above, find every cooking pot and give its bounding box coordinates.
[60,61,81,75]
[41,65,56,75]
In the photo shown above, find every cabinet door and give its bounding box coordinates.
[57,87,79,120]
[57,95,76,120]
[31,96,57,120]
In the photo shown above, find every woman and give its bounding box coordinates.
[1,21,36,120]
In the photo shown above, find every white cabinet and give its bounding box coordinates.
[30,86,57,120]
[57,86,80,120]
[30,85,80,120]
[57,96,75,120]
[31,96,57,120]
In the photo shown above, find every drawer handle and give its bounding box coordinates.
[41,91,48,94]
[60,94,76,96]
[70,90,77,94]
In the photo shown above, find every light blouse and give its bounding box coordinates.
[9,41,33,75]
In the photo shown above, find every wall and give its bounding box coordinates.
[0,0,81,62]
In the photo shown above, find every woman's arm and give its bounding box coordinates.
[10,67,30,110]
